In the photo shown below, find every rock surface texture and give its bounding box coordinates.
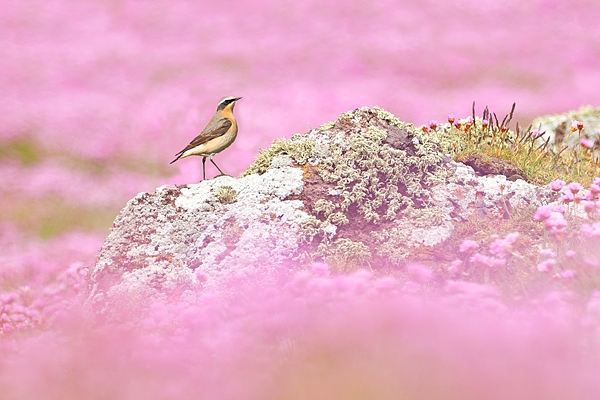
[532,105,600,153]
[86,107,555,310]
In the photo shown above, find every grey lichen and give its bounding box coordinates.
[318,238,372,271]
[269,106,456,269]
[313,199,336,217]
[314,115,449,225]
[213,185,238,204]
[242,137,315,176]
[318,120,336,131]
[374,106,403,127]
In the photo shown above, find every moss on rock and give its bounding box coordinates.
[244,106,456,270]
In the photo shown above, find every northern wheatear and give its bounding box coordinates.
[170,96,242,180]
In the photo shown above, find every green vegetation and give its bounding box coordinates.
[431,104,600,186]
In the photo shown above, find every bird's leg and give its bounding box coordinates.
[210,156,227,177]
[202,156,207,181]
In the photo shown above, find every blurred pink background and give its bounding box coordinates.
[2,3,600,396]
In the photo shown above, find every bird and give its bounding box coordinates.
[170,96,242,180]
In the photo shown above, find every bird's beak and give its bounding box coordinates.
[233,97,242,102]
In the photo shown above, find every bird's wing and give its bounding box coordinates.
[175,118,233,156]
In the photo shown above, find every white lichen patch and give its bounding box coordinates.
[87,165,309,310]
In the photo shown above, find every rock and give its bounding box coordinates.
[457,153,527,182]
[85,106,555,311]
[531,105,600,153]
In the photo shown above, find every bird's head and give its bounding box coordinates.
[217,96,242,111]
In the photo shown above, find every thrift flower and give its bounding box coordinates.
[311,262,330,277]
[448,260,462,276]
[459,239,478,253]
[533,205,555,221]
[407,264,435,283]
[464,117,473,130]
[582,200,595,213]
[489,232,519,256]
[560,269,577,279]
[560,191,574,203]
[537,259,556,272]
[582,222,600,238]
[470,253,506,268]
[548,179,565,191]
[545,212,567,235]
[584,257,600,268]
[447,114,455,124]
[567,182,584,194]
[538,248,556,258]
[565,250,577,259]
[580,137,594,149]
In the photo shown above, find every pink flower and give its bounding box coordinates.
[428,120,438,131]
[533,205,555,221]
[584,257,600,268]
[311,262,331,277]
[470,253,506,268]
[548,179,565,191]
[544,212,567,235]
[560,191,574,203]
[565,250,577,259]
[580,137,594,149]
[589,184,600,196]
[560,269,577,279]
[536,259,555,272]
[567,182,584,194]
[571,120,583,132]
[407,264,435,283]
[489,232,519,256]
[447,114,455,124]
[530,129,540,138]
[582,200,595,213]
[459,239,478,253]
[448,260,463,276]
[482,119,489,128]
[538,248,556,258]
[582,222,600,238]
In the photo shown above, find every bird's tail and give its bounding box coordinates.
[170,152,184,164]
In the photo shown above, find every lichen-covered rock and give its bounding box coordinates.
[532,105,600,153]
[87,167,309,310]
[86,106,555,310]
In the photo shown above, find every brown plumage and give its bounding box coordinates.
[171,96,242,180]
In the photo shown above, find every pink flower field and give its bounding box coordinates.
[2,0,600,398]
